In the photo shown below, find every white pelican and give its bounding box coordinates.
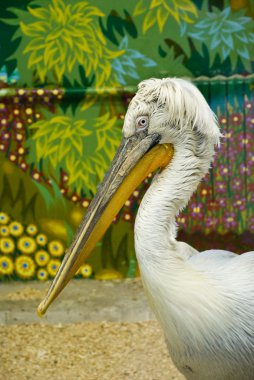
[38,78,254,379]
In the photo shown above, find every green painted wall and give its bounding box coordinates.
[0,0,253,281]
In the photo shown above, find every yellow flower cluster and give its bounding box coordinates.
[0,211,93,281]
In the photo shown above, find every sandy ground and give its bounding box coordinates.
[0,280,184,380]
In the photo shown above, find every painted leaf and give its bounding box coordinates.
[0,17,19,26]
[45,28,63,41]
[127,49,144,59]
[111,59,126,75]
[44,42,58,66]
[23,37,45,53]
[121,55,136,68]
[78,4,104,18]
[238,46,250,60]
[142,9,157,33]
[209,21,222,35]
[221,45,231,60]
[20,22,42,37]
[220,6,231,18]
[119,36,129,50]
[133,0,147,16]
[236,33,248,43]
[142,57,157,67]
[126,67,139,79]
[28,51,43,67]
[211,34,220,49]
[62,31,74,49]
[58,139,72,161]
[177,0,198,15]
[221,33,233,49]
[156,7,168,32]
[55,62,65,83]
[224,20,244,33]
[27,6,48,19]
[150,0,162,9]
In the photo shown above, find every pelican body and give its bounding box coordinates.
[38,78,254,380]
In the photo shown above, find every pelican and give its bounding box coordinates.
[38,78,254,379]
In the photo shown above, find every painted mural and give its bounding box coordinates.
[0,0,253,281]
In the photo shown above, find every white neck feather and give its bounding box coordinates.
[134,144,224,359]
[135,145,210,266]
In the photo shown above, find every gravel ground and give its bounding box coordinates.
[0,280,184,380]
[1,321,184,380]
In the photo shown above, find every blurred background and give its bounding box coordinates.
[0,0,254,283]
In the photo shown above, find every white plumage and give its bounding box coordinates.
[124,78,254,379]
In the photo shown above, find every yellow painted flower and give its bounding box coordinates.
[47,259,61,277]
[79,264,92,278]
[20,0,123,86]
[17,236,37,254]
[0,225,10,237]
[48,240,64,257]
[35,250,50,267]
[15,256,35,279]
[9,221,24,237]
[0,212,10,225]
[37,268,49,281]
[26,224,38,236]
[0,238,15,254]
[36,233,48,246]
[0,256,14,275]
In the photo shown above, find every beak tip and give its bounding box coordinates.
[37,301,47,317]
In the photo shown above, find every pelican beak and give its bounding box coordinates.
[38,131,173,316]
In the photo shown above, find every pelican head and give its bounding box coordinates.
[38,77,221,315]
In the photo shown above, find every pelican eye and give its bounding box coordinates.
[136,116,149,130]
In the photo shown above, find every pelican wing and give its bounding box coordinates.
[188,249,254,291]
[188,249,237,270]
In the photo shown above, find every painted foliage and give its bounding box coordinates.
[0,0,254,280]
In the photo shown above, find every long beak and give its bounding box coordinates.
[38,131,174,316]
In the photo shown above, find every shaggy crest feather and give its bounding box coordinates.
[137,77,222,146]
